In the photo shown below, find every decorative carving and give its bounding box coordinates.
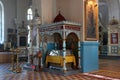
[110,16,118,25]
[111,33,118,44]
[53,10,66,23]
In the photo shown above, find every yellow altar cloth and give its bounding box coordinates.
[46,55,76,66]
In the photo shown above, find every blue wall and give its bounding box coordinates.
[47,43,55,51]
[81,42,99,73]
[42,43,55,64]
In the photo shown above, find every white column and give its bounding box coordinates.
[62,26,67,71]
[28,25,33,64]
[37,26,43,68]
[27,30,31,64]
[78,39,81,69]
[40,40,43,68]
[36,26,40,51]
[40,55,43,68]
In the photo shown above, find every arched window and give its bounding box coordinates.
[0,1,4,44]
[27,7,33,21]
[27,7,33,45]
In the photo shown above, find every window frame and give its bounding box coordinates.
[27,7,33,45]
[0,1,4,44]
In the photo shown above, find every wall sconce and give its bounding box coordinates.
[87,0,98,7]
[94,4,97,7]
[88,0,93,5]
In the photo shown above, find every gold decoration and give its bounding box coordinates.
[10,49,15,71]
[10,48,22,73]
[110,16,118,25]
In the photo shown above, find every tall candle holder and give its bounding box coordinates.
[14,48,22,73]
[10,48,15,71]
[10,48,22,73]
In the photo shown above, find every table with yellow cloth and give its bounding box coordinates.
[46,55,76,67]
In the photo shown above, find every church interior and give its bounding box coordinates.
[0,0,120,80]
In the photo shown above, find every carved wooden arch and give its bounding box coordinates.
[52,32,63,49]
[66,32,79,49]
[66,31,80,40]
[66,32,80,66]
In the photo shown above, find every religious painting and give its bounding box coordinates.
[19,36,27,47]
[111,33,118,44]
[84,0,98,41]
[8,28,14,33]
[4,42,11,51]
[111,46,118,54]
[8,34,17,48]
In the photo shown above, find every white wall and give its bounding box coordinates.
[32,0,56,24]
[17,0,29,25]
[41,0,55,24]
[0,0,29,42]
[56,0,83,24]
[107,0,120,23]
[99,1,109,26]
[1,0,17,41]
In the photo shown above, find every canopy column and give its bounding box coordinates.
[62,25,67,71]
[78,39,81,69]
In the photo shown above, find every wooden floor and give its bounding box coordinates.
[99,59,120,72]
[0,59,120,80]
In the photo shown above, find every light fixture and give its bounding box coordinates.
[87,0,98,7]
[88,0,93,5]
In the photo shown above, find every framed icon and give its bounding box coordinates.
[111,33,118,44]
[84,0,98,41]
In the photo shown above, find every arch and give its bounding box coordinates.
[27,7,33,20]
[66,31,80,40]
[66,32,79,66]
[0,1,4,43]
[66,32,78,50]
[53,33,62,50]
